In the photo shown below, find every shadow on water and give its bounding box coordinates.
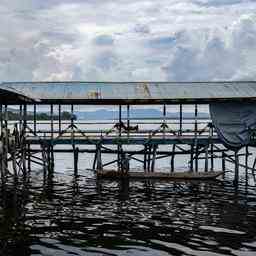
[1,170,256,255]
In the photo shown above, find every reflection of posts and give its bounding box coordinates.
[122,153,130,174]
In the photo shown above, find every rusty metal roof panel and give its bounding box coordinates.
[1,81,256,104]
[0,84,36,104]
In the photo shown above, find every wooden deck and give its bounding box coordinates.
[97,170,224,180]
[25,135,221,145]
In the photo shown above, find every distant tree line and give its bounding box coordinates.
[3,111,77,120]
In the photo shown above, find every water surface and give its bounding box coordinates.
[1,165,256,256]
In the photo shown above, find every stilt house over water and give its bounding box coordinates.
[0,81,256,183]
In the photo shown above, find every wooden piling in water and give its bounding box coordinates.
[151,144,157,173]
[27,143,31,172]
[96,144,102,171]
[222,151,226,178]
[171,144,176,172]
[205,145,209,172]
[147,144,152,172]
[245,146,249,184]
[74,147,79,176]
[143,144,148,171]
[190,144,194,172]
[234,150,239,185]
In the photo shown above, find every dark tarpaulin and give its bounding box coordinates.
[210,102,256,149]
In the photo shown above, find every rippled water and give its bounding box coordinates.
[1,164,256,256]
[1,120,256,255]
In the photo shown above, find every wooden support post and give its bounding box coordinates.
[21,143,26,176]
[47,144,55,183]
[195,104,198,172]
[2,114,8,180]
[47,145,51,173]
[205,145,209,172]
[33,104,37,134]
[195,145,199,172]
[151,144,157,173]
[117,144,121,171]
[58,104,61,135]
[127,105,130,138]
[222,151,226,173]
[163,104,166,138]
[252,156,256,176]
[234,150,239,185]
[4,105,7,128]
[4,105,8,178]
[23,104,27,132]
[93,146,97,170]
[12,151,18,181]
[210,143,214,171]
[190,144,194,172]
[19,105,22,132]
[71,104,74,127]
[245,146,249,184]
[143,144,147,171]
[179,104,182,136]
[51,145,54,170]
[117,105,122,172]
[41,143,47,177]
[123,153,130,174]
[147,144,152,172]
[119,105,122,137]
[28,143,31,172]
[50,104,54,140]
[210,126,214,171]
[0,104,2,135]
[96,144,102,171]
[21,104,27,177]
[171,144,176,172]
[49,105,54,171]
[74,147,79,176]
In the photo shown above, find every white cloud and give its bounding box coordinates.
[0,0,255,82]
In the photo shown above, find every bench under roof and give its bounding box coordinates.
[1,81,256,104]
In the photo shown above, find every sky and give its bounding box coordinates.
[0,0,256,82]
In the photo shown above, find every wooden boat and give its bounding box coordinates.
[97,170,224,181]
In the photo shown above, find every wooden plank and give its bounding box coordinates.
[97,170,224,180]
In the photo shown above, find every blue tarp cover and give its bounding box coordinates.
[210,102,256,148]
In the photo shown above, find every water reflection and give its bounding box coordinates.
[0,170,256,255]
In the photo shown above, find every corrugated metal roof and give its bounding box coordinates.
[0,84,35,104]
[1,81,256,104]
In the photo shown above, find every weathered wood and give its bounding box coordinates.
[234,150,239,185]
[221,151,225,179]
[97,170,224,180]
[74,147,79,176]
[190,144,194,171]
[205,145,209,172]
[143,144,148,171]
[245,146,249,183]
[151,144,157,172]
[0,104,2,135]
[179,104,182,136]
[27,143,31,172]
[58,104,61,135]
[147,144,152,172]
[33,104,37,134]
[96,144,102,171]
[171,144,176,172]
